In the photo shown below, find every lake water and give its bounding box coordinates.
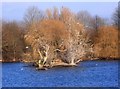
[2,60,119,87]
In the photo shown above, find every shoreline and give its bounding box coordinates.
[1,58,119,70]
[1,57,119,63]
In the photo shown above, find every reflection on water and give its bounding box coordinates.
[2,60,118,87]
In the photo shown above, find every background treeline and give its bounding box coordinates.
[1,6,119,63]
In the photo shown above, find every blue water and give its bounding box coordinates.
[2,60,118,87]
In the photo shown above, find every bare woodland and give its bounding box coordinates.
[2,6,119,69]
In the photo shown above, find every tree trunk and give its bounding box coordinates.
[37,45,49,68]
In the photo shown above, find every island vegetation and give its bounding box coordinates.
[1,6,120,70]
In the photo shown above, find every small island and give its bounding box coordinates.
[1,5,119,70]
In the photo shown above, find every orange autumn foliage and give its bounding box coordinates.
[94,26,118,58]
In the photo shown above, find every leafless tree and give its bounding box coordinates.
[59,7,93,65]
[94,15,106,30]
[77,11,93,28]
[24,6,44,28]
[112,7,119,27]
[46,7,59,20]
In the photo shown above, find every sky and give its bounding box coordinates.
[2,2,118,21]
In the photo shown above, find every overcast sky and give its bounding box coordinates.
[2,2,118,21]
